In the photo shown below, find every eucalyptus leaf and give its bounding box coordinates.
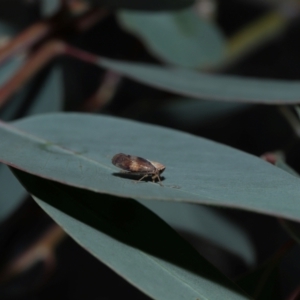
[295,106,300,119]
[0,67,63,222]
[0,22,24,94]
[280,221,300,244]
[13,169,251,300]
[0,113,300,222]
[138,200,255,265]
[97,57,300,104]
[275,160,300,244]
[117,8,225,68]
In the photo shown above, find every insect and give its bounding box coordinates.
[112,153,165,183]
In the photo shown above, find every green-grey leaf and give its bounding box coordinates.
[237,262,281,300]
[0,113,300,221]
[97,57,300,104]
[117,8,225,68]
[26,66,63,115]
[86,0,195,11]
[138,200,255,265]
[0,66,63,222]
[13,169,251,300]
[0,22,24,94]
[40,0,60,16]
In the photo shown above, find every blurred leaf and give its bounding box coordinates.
[138,200,255,265]
[40,0,60,17]
[117,8,225,68]
[0,56,24,89]
[1,66,63,120]
[275,160,300,244]
[0,22,26,222]
[0,21,24,92]
[26,66,63,115]
[97,57,300,104]
[280,221,300,244]
[13,169,251,300]
[0,1,40,29]
[0,67,63,222]
[0,113,300,221]
[120,98,251,130]
[275,159,298,177]
[158,99,251,127]
[0,84,30,121]
[87,0,195,10]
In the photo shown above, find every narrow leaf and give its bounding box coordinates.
[139,200,255,265]
[13,169,251,300]
[0,66,63,222]
[275,160,300,244]
[86,0,195,11]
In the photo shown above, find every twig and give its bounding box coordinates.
[0,40,65,108]
[0,224,66,284]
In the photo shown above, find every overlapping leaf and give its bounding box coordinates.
[117,8,225,68]
[0,113,300,222]
[0,67,63,222]
[97,57,300,104]
[86,0,194,11]
[12,169,251,300]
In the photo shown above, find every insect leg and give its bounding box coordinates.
[138,174,149,182]
[152,173,163,186]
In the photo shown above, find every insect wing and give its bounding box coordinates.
[112,153,155,173]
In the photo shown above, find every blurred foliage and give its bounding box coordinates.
[1,0,300,299]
